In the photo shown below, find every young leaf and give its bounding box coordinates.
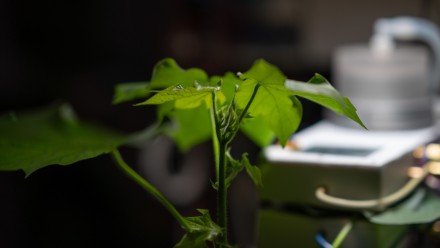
[174,233,208,248]
[217,102,240,144]
[113,58,209,105]
[212,152,263,190]
[112,82,150,104]
[220,72,242,104]
[212,152,242,191]
[225,152,244,188]
[135,83,225,152]
[285,74,366,129]
[242,153,263,188]
[175,209,222,248]
[149,58,209,89]
[135,84,225,109]
[239,59,286,86]
[0,104,123,176]
[235,59,304,146]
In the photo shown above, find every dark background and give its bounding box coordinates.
[0,0,439,247]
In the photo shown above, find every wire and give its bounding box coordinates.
[315,232,332,248]
[315,165,429,210]
[332,220,354,248]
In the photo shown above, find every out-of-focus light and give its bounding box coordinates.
[425,175,440,189]
[429,161,440,175]
[413,146,425,159]
[432,220,440,232]
[281,140,300,150]
[407,166,424,178]
[426,144,440,160]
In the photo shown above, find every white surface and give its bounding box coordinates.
[264,121,438,167]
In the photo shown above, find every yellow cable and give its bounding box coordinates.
[315,165,429,210]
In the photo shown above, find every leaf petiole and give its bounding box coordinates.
[110,149,190,230]
[238,84,260,124]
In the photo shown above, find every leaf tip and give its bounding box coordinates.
[132,102,145,107]
[23,167,38,178]
[59,103,78,125]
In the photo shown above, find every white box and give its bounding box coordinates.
[259,121,437,210]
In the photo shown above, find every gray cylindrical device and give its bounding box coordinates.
[328,44,432,130]
[328,17,440,130]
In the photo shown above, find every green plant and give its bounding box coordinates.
[0,58,365,247]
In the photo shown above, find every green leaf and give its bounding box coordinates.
[165,106,212,152]
[242,153,263,188]
[235,59,303,146]
[157,101,175,122]
[149,58,208,89]
[217,103,240,144]
[220,72,242,104]
[174,233,208,248]
[112,82,150,104]
[0,104,123,176]
[223,152,244,189]
[364,188,440,225]
[136,83,225,152]
[212,152,262,190]
[175,209,222,248]
[285,73,366,129]
[114,58,209,105]
[239,116,275,148]
[239,59,286,86]
[136,84,224,109]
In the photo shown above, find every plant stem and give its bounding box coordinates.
[217,141,228,246]
[110,149,190,230]
[211,91,229,246]
[211,92,221,182]
[214,84,260,247]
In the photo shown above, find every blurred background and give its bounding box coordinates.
[0,0,439,247]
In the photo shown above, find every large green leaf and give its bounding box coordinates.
[239,115,275,148]
[164,106,212,152]
[236,59,302,146]
[364,188,440,225]
[0,104,123,176]
[285,74,366,129]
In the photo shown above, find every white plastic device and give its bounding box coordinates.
[260,121,438,210]
[264,121,436,168]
